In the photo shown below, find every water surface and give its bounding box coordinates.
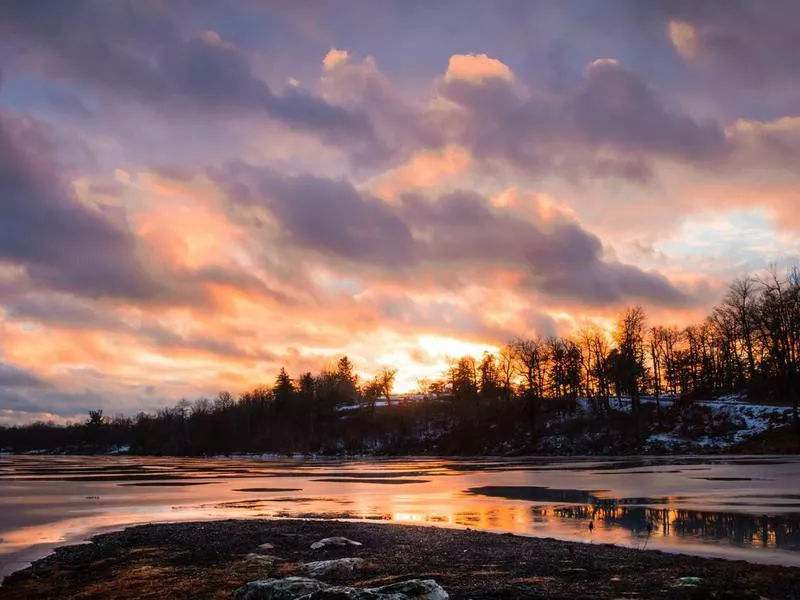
[1,454,799,581]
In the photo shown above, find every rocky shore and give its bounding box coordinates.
[2,519,799,599]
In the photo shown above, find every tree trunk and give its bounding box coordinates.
[790,365,800,435]
[527,391,537,440]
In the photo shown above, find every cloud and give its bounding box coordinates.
[0,409,79,426]
[135,321,280,362]
[577,59,725,160]
[217,163,416,268]
[368,145,472,200]
[213,164,693,308]
[444,54,514,82]
[319,49,444,168]
[0,3,747,181]
[0,391,47,416]
[0,362,47,388]
[438,55,727,179]
[0,110,163,300]
[2,293,118,330]
[322,48,350,71]
[667,20,699,61]
[652,0,800,87]
[0,119,304,316]
[161,33,372,141]
[0,1,795,421]
[0,2,372,144]
[0,361,51,421]
[1,388,111,418]
[726,117,800,175]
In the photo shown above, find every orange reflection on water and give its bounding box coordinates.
[2,454,800,580]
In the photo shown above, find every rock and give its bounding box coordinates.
[244,553,284,567]
[368,580,449,600]
[259,543,276,550]
[673,576,703,588]
[233,577,328,600]
[301,558,364,578]
[310,537,363,550]
[234,578,448,600]
[300,586,380,600]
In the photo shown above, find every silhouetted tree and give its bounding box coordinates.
[614,306,647,429]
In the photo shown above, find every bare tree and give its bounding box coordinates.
[511,336,548,434]
[579,326,611,413]
[497,345,516,403]
[614,306,647,425]
[756,267,800,432]
[725,276,761,381]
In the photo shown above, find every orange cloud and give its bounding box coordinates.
[322,48,350,71]
[128,172,245,270]
[368,145,472,200]
[444,53,514,82]
[667,21,698,60]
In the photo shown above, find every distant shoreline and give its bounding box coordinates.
[2,519,799,599]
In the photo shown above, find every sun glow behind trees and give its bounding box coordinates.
[3,267,800,456]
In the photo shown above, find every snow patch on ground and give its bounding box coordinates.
[644,399,789,451]
[338,400,390,412]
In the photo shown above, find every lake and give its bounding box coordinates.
[1,454,799,581]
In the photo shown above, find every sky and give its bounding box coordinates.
[1,0,799,424]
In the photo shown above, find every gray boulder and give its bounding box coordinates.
[369,580,448,600]
[302,557,364,578]
[233,577,448,600]
[233,577,327,600]
[300,587,382,600]
[310,537,363,550]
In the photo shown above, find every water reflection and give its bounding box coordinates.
[1,454,800,581]
[465,484,800,552]
[542,505,799,551]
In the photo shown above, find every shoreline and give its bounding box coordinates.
[3,511,799,587]
[2,519,799,599]
[6,450,800,459]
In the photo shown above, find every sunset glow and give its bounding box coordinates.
[1,2,799,423]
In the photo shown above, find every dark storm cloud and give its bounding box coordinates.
[440,58,727,178]
[0,1,372,143]
[0,111,163,300]
[213,165,692,307]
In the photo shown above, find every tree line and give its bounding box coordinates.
[1,268,799,455]
[431,267,800,435]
